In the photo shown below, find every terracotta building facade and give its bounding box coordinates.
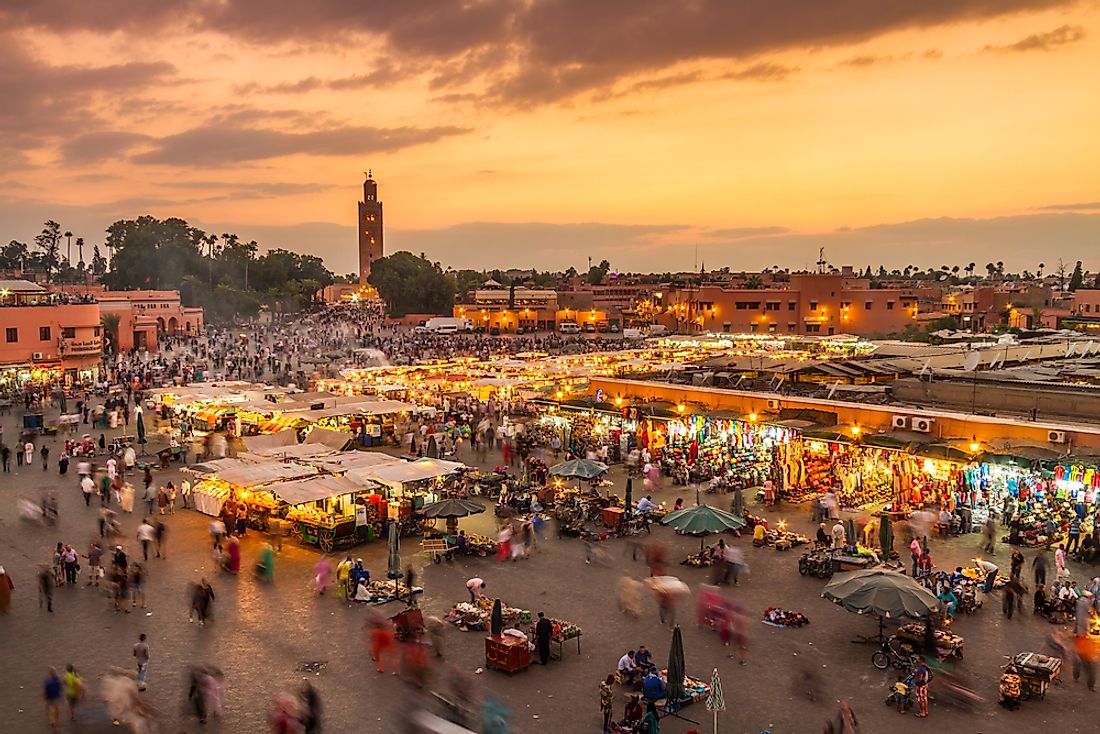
[658,273,921,336]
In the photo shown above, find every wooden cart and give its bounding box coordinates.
[485,634,530,673]
[1005,652,1061,699]
[422,537,457,563]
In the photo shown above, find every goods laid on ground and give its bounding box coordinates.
[762,607,810,628]
[446,597,522,631]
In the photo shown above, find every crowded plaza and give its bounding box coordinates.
[1,306,1099,734]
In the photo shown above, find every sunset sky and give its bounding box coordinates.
[1,1,1098,275]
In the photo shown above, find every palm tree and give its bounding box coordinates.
[100,313,121,353]
[64,231,73,264]
[1037,262,1045,279]
[76,238,85,269]
[965,262,976,278]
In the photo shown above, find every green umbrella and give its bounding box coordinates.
[419,499,485,519]
[822,569,943,619]
[548,459,608,480]
[705,667,725,734]
[490,598,503,636]
[136,408,147,455]
[661,504,746,551]
[879,516,894,554]
[666,625,686,709]
[386,520,402,594]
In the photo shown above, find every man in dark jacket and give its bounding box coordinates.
[535,611,554,665]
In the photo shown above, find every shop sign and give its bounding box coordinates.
[63,338,102,356]
[355,506,369,527]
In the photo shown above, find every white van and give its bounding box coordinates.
[559,321,581,334]
[646,324,670,337]
[622,328,645,340]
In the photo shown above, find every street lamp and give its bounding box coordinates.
[850,425,861,437]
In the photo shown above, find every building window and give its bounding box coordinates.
[750,323,759,333]
[788,302,796,311]
[809,301,818,311]
[840,301,851,309]
[40,326,51,341]
[94,327,102,337]
[805,324,821,333]
[765,302,781,311]
[787,322,797,332]
[768,322,777,333]
[865,301,872,310]
[5,328,16,343]
[61,327,75,338]
[887,301,895,310]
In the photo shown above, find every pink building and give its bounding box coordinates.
[95,290,204,352]
[0,280,102,386]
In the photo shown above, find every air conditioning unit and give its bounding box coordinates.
[766,399,781,411]
[32,352,44,360]
[1048,430,1068,444]
[891,415,909,430]
[912,417,934,433]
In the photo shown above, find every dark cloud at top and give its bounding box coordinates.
[131,124,470,166]
[60,131,152,164]
[983,24,1086,52]
[0,0,1078,105]
[0,37,175,152]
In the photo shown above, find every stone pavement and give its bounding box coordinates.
[0,407,1096,734]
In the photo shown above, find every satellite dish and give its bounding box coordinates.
[1086,341,1097,356]
[963,352,981,371]
[826,380,841,400]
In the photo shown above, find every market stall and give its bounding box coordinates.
[186,460,320,517]
[265,475,383,550]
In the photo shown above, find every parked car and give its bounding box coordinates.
[559,321,581,334]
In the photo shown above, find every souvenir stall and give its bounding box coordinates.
[663,414,796,488]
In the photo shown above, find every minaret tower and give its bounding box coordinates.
[358,170,384,283]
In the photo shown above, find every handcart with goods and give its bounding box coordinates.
[1001,652,1061,703]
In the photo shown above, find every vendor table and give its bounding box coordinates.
[485,635,530,673]
[192,490,225,516]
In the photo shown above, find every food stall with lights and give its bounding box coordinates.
[185,459,321,518]
[273,474,383,550]
[358,457,468,532]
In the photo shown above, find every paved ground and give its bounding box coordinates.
[1,406,1097,734]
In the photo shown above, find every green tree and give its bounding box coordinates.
[1069,260,1084,291]
[34,220,63,279]
[100,313,121,352]
[368,251,455,317]
[101,216,205,290]
[587,259,611,285]
[91,245,107,276]
[0,240,30,270]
